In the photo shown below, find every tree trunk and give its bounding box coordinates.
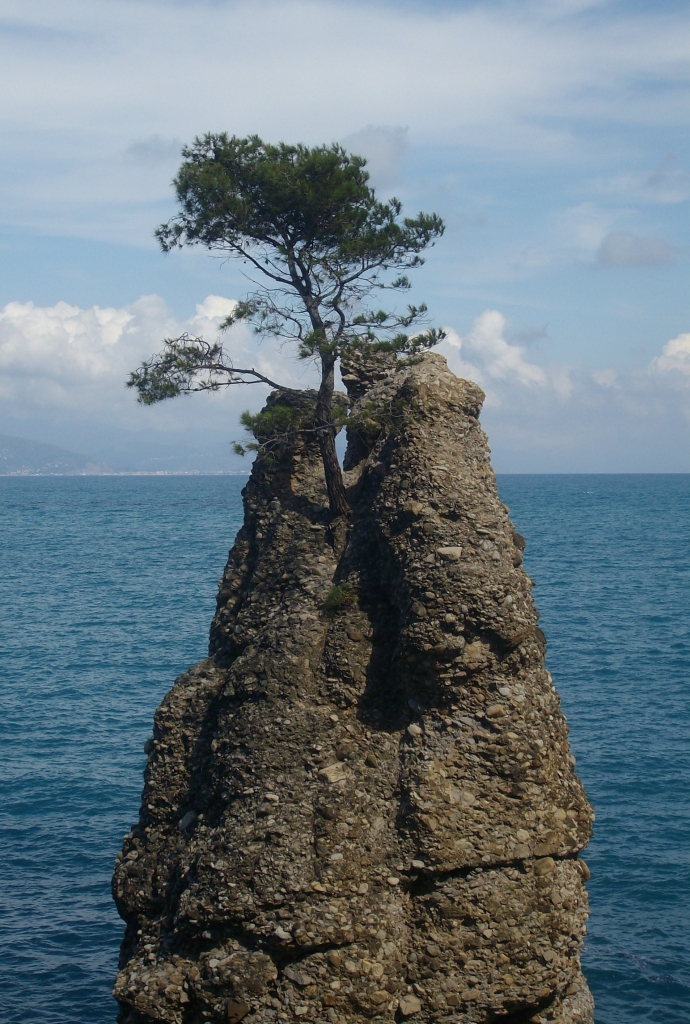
[316,356,350,516]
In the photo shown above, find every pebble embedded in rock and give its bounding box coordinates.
[399,994,423,1016]
[319,763,349,783]
[437,546,463,561]
[177,810,195,831]
[576,858,591,881]
[225,1001,251,1024]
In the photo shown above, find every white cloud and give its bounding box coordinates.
[597,230,677,267]
[431,312,690,470]
[1,291,689,471]
[192,295,239,326]
[649,331,690,375]
[0,299,142,403]
[442,310,548,390]
[0,293,310,424]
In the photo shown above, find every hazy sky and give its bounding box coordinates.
[1,0,689,472]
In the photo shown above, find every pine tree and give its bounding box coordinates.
[127,134,444,515]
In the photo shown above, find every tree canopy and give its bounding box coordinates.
[128,133,445,514]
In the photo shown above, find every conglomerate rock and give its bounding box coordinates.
[112,353,594,1024]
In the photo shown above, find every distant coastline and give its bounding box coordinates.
[0,433,250,477]
[0,470,251,477]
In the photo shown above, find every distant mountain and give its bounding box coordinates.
[0,434,111,475]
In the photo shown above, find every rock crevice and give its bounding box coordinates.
[113,353,594,1024]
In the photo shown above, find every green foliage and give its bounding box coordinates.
[241,405,305,439]
[232,396,349,460]
[127,334,222,404]
[347,397,408,448]
[126,332,287,407]
[232,405,308,458]
[154,134,445,361]
[323,582,358,616]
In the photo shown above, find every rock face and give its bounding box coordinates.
[112,353,594,1024]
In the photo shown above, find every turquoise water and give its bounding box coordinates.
[0,475,688,1023]
[499,475,690,1023]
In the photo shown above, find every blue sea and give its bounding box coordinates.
[0,475,688,1024]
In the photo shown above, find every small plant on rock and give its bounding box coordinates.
[323,582,358,616]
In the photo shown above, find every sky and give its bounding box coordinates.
[0,0,689,472]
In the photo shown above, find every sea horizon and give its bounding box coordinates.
[1,469,689,478]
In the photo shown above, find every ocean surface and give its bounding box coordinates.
[0,474,688,1024]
